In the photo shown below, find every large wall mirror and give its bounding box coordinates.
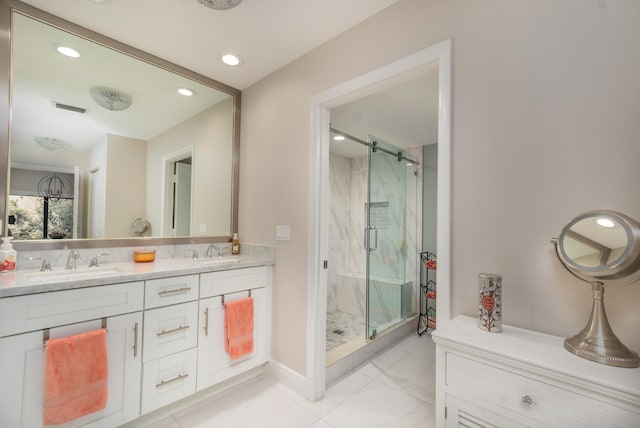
[0,0,240,249]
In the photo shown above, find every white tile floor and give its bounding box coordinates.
[143,333,436,428]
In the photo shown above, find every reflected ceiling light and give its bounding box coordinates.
[596,218,615,228]
[90,86,133,111]
[221,54,241,66]
[35,137,67,151]
[89,0,112,4]
[177,88,196,97]
[198,0,244,10]
[55,45,80,58]
[333,135,345,141]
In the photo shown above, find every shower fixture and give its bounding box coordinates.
[90,86,132,111]
[197,0,244,10]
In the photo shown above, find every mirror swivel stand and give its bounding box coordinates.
[564,281,639,368]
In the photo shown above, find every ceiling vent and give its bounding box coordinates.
[55,102,86,114]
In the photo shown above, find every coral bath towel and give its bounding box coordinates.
[225,297,254,360]
[43,328,108,425]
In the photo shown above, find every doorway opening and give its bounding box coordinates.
[307,40,452,400]
[163,149,193,237]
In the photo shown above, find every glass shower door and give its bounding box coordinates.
[365,136,417,340]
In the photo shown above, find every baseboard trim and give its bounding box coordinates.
[263,359,307,397]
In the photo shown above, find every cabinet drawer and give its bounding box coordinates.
[200,266,269,298]
[144,275,199,309]
[0,282,144,337]
[143,301,198,362]
[141,348,197,415]
[446,353,640,427]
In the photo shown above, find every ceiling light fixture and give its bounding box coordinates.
[90,86,133,111]
[197,0,243,10]
[333,135,346,141]
[177,88,196,97]
[55,45,80,58]
[221,54,241,66]
[35,137,67,151]
[38,173,72,200]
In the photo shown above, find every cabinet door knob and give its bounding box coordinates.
[521,395,533,407]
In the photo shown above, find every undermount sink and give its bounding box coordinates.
[193,257,241,266]
[24,266,124,283]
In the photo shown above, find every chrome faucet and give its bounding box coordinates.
[205,244,223,258]
[186,249,199,259]
[65,249,80,270]
[89,253,109,268]
[27,257,52,272]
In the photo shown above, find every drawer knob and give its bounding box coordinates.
[521,395,534,407]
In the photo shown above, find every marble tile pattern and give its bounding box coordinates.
[141,333,436,428]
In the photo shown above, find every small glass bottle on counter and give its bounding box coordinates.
[231,233,240,255]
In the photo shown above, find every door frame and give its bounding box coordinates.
[161,146,194,237]
[306,39,452,400]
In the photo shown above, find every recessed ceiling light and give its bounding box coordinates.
[55,45,80,58]
[221,54,240,66]
[596,218,615,228]
[177,88,196,97]
[333,135,345,141]
[88,0,112,4]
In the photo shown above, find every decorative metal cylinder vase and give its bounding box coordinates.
[478,273,502,332]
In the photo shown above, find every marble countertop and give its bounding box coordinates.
[0,255,274,298]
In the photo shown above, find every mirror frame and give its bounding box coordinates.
[0,0,240,250]
[556,210,640,283]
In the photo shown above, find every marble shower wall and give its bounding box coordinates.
[328,146,422,321]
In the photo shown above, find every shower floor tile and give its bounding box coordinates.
[326,311,365,351]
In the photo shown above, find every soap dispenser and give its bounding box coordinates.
[0,236,17,272]
[231,233,240,255]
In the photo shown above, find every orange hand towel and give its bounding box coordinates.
[224,297,254,360]
[43,328,109,425]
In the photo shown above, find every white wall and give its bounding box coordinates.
[146,98,233,237]
[104,135,147,238]
[240,0,640,376]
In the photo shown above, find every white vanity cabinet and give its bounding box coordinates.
[0,282,144,428]
[197,266,271,390]
[432,316,640,428]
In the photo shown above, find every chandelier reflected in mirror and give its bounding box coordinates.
[37,173,73,200]
[197,0,244,10]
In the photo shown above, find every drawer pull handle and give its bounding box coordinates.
[158,287,191,297]
[156,325,190,337]
[204,307,209,337]
[156,373,189,388]
[521,395,534,407]
[133,322,139,358]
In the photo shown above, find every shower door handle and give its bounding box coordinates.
[364,226,378,251]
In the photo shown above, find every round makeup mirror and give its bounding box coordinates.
[552,210,640,368]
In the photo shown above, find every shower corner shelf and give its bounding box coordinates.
[418,251,436,336]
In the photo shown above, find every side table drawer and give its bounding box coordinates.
[144,275,199,309]
[143,301,198,362]
[446,353,640,427]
